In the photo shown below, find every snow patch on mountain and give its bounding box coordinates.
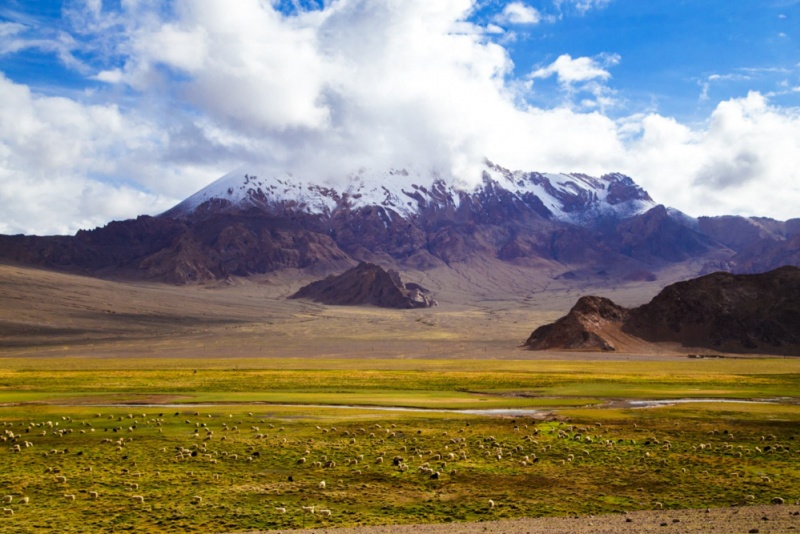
[165,161,655,225]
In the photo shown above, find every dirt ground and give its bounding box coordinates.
[240,504,800,534]
[0,261,736,361]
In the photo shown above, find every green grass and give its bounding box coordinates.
[0,357,799,532]
[2,404,799,533]
[2,357,800,407]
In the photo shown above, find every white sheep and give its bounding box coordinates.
[55,475,67,483]
[2,508,12,516]
[89,491,99,499]
[275,507,286,513]
[488,499,495,509]
[318,481,326,489]
[318,509,332,516]
[192,496,202,504]
[301,505,315,514]
[1,496,10,504]
[131,495,145,504]
[64,494,75,500]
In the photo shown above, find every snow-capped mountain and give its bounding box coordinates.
[163,161,655,227]
[5,160,795,286]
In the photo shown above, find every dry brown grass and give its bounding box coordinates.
[0,260,751,362]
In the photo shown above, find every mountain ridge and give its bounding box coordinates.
[0,162,797,285]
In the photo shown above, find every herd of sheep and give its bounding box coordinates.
[1,408,798,530]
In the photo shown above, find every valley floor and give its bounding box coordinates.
[0,261,750,361]
[2,263,799,533]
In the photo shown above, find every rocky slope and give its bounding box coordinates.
[0,162,796,285]
[526,266,800,355]
[289,262,436,308]
[624,265,800,352]
[525,296,630,351]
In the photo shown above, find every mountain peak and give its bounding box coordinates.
[162,162,656,227]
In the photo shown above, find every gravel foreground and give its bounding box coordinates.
[237,505,800,534]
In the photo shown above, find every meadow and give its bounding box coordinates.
[1,357,799,533]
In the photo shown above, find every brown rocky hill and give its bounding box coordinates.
[526,266,800,355]
[289,262,437,309]
[524,296,631,351]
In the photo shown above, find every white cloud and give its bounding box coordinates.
[0,73,189,235]
[623,92,800,219]
[1,0,800,235]
[0,21,26,40]
[530,53,620,110]
[494,2,542,24]
[531,53,617,84]
[554,0,612,15]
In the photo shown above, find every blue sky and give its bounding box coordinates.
[0,0,799,234]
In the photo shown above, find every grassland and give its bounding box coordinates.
[1,357,799,533]
[2,357,800,407]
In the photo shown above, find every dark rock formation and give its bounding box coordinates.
[525,296,629,351]
[624,266,800,353]
[289,262,437,309]
[526,266,800,355]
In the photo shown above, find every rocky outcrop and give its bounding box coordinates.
[526,266,800,355]
[289,262,437,309]
[525,296,629,351]
[624,266,800,353]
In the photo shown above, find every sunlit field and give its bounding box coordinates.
[1,357,799,533]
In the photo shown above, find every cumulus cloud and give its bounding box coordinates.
[0,0,799,235]
[531,53,618,84]
[494,3,542,24]
[0,72,201,234]
[623,92,800,219]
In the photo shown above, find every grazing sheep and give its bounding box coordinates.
[488,499,495,509]
[318,481,326,489]
[21,497,29,504]
[89,491,99,499]
[654,502,663,509]
[318,509,332,517]
[55,475,67,483]
[2,508,12,516]
[301,505,315,514]
[64,494,75,500]
[131,495,145,504]
[275,507,286,513]
[192,496,202,504]
[1,496,10,504]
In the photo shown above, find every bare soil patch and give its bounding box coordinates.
[240,504,800,534]
[0,262,728,362]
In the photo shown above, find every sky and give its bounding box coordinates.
[0,0,799,235]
